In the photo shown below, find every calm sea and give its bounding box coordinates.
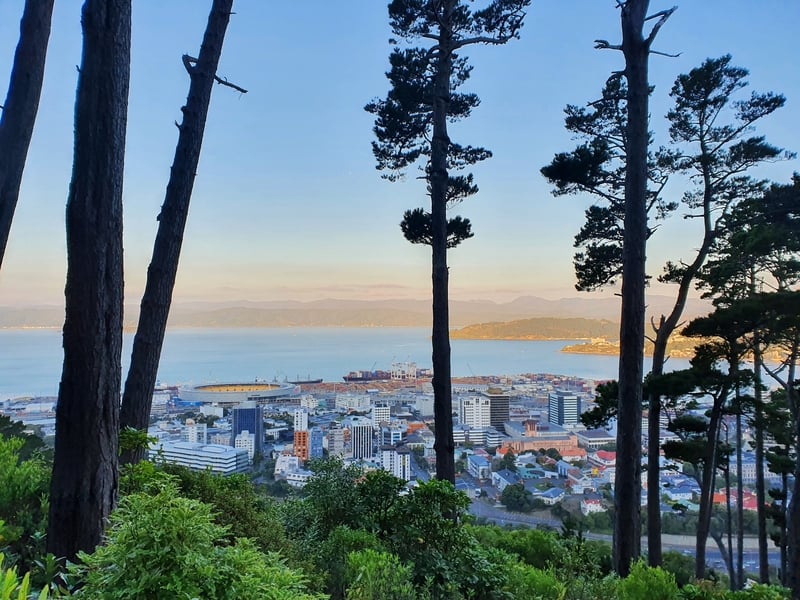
[0,327,688,399]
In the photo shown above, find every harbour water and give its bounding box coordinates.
[0,327,687,399]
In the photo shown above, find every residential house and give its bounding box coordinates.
[492,468,522,493]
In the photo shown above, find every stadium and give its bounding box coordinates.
[178,381,296,406]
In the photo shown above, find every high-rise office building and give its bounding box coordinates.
[380,444,412,481]
[483,390,510,429]
[294,430,309,462]
[294,407,309,432]
[327,425,345,458]
[309,427,324,460]
[548,390,581,427]
[459,396,491,429]
[371,403,391,428]
[234,430,256,463]
[231,405,264,456]
[350,419,374,458]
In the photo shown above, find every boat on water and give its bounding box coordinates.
[287,375,323,385]
[342,369,391,382]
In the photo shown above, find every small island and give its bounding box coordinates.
[452,317,703,358]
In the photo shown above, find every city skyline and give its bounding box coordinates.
[0,1,797,307]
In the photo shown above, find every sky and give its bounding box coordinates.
[0,0,797,307]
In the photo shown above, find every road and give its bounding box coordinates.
[467,498,780,571]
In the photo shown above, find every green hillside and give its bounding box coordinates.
[450,317,620,340]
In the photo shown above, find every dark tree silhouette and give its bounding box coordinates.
[119,0,243,466]
[543,54,788,570]
[593,0,675,575]
[47,0,131,561]
[0,0,55,270]
[642,55,788,567]
[366,0,529,483]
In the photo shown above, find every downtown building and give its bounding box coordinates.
[459,395,491,429]
[345,415,374,459]
[548,390,581,428]
[380,444,412,481]
[327,423,346,458]
[294,407,310,462]
[149,441,249,475]
[371,403,391,428]
[231,405,264,456]
[482,390,510,429]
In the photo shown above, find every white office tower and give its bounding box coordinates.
[347,416,374,459]
[234,430,256,463]
[459,396,491,429]
[293,408,309,432]
[380,445,412,481]
[181,418,208,444]
[548,390,582,427]
[371,403,391,428]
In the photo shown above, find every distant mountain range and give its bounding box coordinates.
[0,295,711,329]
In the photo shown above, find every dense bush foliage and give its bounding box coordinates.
[71,480,322,599]
[616,560,679,600]
[1,452,793,599]
[0,436,50,574]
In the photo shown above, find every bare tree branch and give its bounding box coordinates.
[183,54,247,93]
[651,49,681,58]
[644,6,677,48]
[595,39,622,51]
[452,35,517,50]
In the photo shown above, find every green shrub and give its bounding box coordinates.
[318,527,384,599]
[0,554,49,600]
[470,526,562,570]
[617,560,679,600]
[721,584,790,600]
[345,549,416,600]
[504,562,566,600]
[564,574,619,600]
[661,551,697,588]
[679,581,721,600]
[73,481,322,599]
[0,437,50,572]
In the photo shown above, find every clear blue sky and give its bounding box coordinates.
[0,1,797,307]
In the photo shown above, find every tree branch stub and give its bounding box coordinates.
[182,54,248,94]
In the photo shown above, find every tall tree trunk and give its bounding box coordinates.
[0,0,54,270]
[773,344,798,596]
[780,471,789,586]
[648,336,666,566]
[47,0,130,561]
[614,0,650,575]
[429,0,455,484]
[695,392,726,579]
[787,386,800,598]
[753,341,770,583]
[736,407,744,589]
[725,456,735,591]
[647,205,716,567]
[120,0,236,465]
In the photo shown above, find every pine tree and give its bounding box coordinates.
[120,0,243,465]
[366,0,529,482]
[48,0,131,561]
[0,0,54,270]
